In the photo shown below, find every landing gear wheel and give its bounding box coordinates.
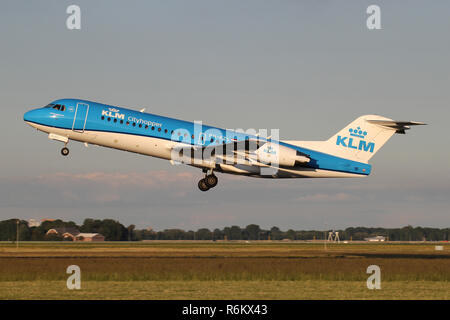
[61,147,69,156]
[198,179,210,192]
[205,175,218,188]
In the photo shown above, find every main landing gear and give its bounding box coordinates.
[198,171,218,192]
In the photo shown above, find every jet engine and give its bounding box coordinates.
[255,142,310,167]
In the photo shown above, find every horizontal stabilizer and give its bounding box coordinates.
[366,120,426,134]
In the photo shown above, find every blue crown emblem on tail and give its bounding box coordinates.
[349,127,367,139]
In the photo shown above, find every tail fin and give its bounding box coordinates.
[284,115,425,163]
[325,115,398,162]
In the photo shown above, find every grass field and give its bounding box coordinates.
[0,241,448,299]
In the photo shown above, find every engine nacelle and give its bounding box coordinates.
[255,143,309,167]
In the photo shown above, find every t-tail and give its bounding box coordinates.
[285,115,426,163]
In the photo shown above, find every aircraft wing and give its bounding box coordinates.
[168,137,272,167]
[169,137,268,155]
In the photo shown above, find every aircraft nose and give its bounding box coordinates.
[23,109,38,123]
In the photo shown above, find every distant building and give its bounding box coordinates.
[364,235,386,242]
[75,233,105,242]
[46,227,80,241]
[46,228,105,242]
[27,219,41,227]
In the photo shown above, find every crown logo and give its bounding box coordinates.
[349,127,367,139]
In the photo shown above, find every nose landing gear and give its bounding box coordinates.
[61,146,69,156]
[60,140,70,156]
[198,171,218,191]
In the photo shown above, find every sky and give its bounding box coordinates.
[0,1,449,230]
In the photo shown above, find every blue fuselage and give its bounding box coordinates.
[24,99,371,177]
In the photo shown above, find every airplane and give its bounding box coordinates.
[23,99,425,191]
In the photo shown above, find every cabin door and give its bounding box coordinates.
[72,103,89,132]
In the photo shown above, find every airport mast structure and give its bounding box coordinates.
[16,219,19,248]
[327,230,340,243]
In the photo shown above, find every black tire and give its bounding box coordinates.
[205,175,218,188]
[61,147,69,156]
[198,179,210,191]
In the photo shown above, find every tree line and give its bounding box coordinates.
[0,218,448,242]
[0,218,130,241]
[134,225,450,241]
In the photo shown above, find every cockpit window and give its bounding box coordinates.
[51,104,66,111]
[44,104,55,108]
